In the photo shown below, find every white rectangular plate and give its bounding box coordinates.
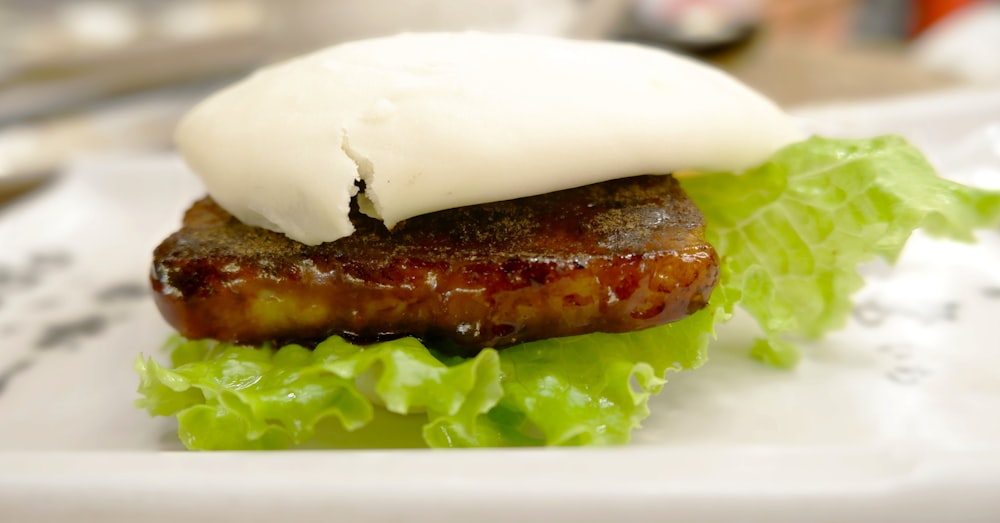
[1,88,1000,522]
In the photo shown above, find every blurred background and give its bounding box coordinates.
[2,0,999,202]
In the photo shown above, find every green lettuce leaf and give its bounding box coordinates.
[136,303,718,449]
[679,135,1000,367]
[136,135,1000,449]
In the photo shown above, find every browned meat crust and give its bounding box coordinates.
[151,175,719,354]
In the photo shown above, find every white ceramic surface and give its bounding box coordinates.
[1,88,999,521]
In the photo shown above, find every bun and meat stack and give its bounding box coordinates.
[141,32,1000,450]
[152,32,797,353]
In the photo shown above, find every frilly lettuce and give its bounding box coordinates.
[680,135,1000,366]
[136,136,1000,449]
[136,305,719,450]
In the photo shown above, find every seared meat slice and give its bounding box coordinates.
[151,175,719,354]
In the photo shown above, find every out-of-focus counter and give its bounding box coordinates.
[719,41,959,108]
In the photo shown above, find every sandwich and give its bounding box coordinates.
[135,32,1000,450]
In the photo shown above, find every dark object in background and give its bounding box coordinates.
[614,0,761,56]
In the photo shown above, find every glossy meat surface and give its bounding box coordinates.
[151,175,719,354]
